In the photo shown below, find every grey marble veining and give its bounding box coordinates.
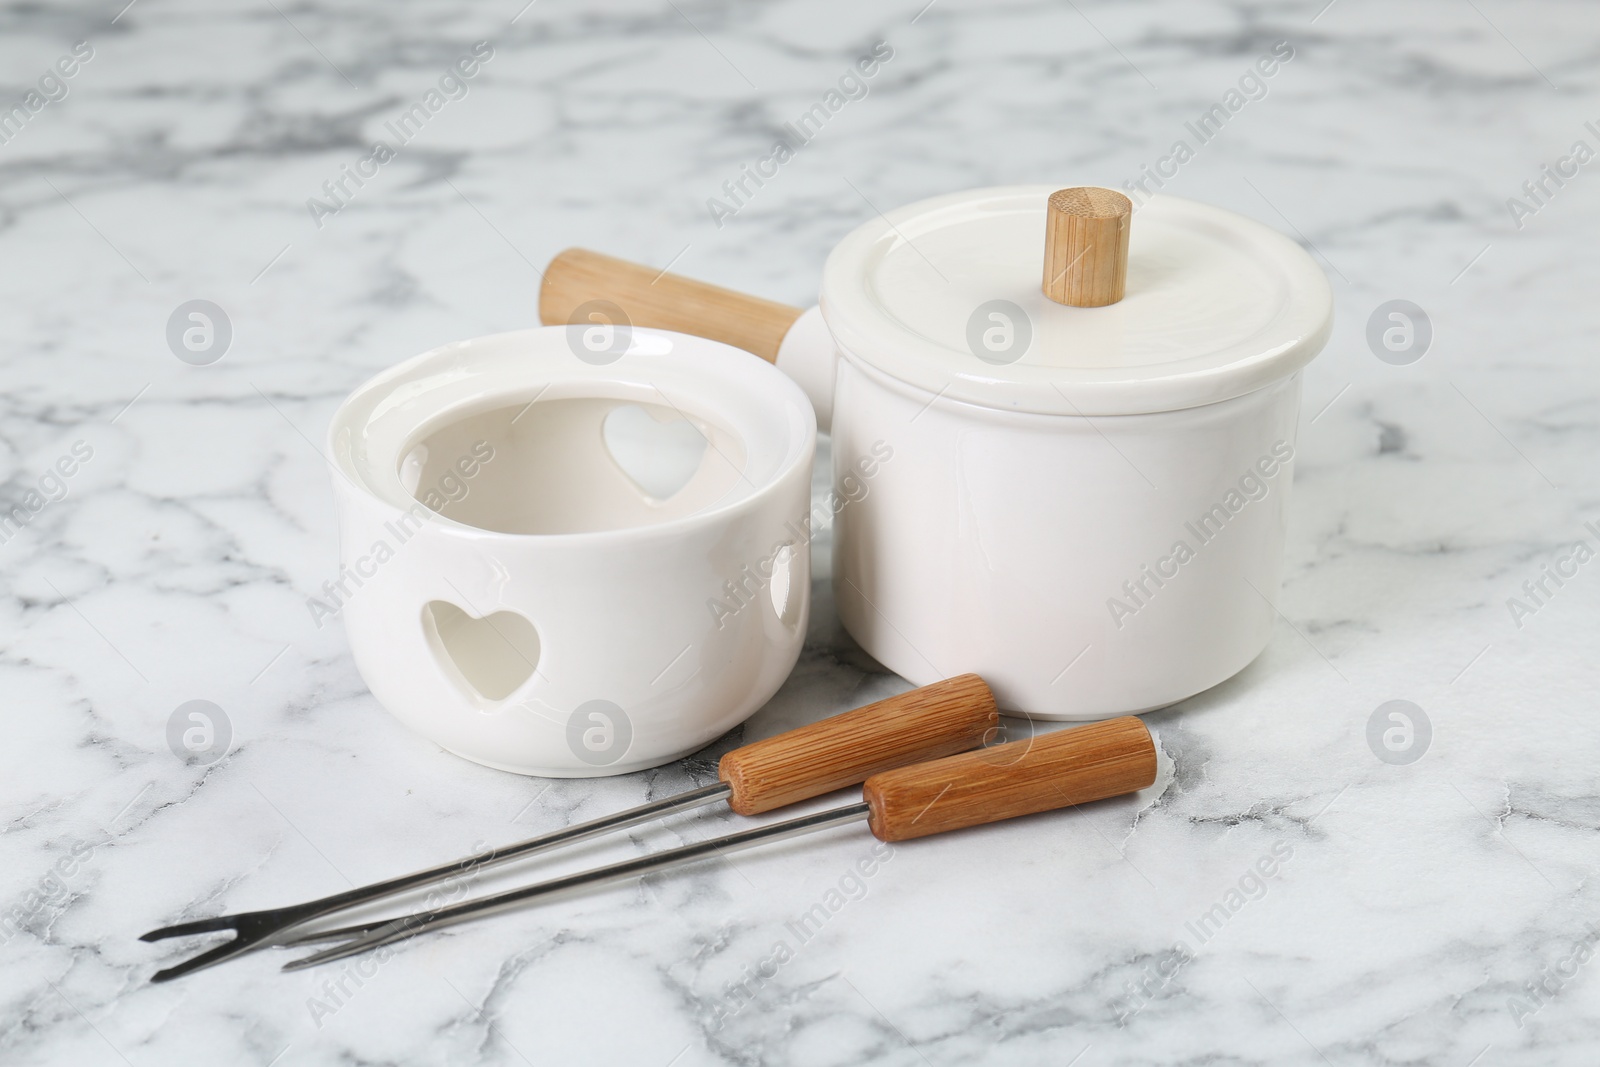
[2,0,1598,1063]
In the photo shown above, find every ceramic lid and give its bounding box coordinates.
[818,185,1333,417]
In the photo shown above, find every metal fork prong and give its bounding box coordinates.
[139,916,241,942]
[149,937,264,983]
[143,781,734,977]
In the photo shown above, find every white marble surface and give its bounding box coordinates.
[3,0,1598,1063]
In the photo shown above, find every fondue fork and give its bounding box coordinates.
[283,716,1157,971]
[140,675,996,982]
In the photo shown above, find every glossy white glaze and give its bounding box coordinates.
[832,360,1302,717]
[328,327,816,774]
[773,306,836,432]
[818,186,1334,417]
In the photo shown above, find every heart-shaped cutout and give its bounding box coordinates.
[602,403,708,501]
[422,601,540,703]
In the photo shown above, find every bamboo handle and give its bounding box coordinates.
[862,716,1156,842]
[1041,187,1132,308]
[539,248,804,363]
[718,675,998,816]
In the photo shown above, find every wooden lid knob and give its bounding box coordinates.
[1041,187,1132,308]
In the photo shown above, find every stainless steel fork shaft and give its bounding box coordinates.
[284,802,873,970]
[298,781,735,919]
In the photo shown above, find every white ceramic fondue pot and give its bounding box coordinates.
[325,326,815,775]
[540,185,1333,719]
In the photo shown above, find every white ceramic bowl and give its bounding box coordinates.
[325,327,815,776]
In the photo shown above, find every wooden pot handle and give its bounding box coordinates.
[863,716,1156,842]
[539,247,804,363]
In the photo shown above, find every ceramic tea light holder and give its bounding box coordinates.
[326,326,815,776]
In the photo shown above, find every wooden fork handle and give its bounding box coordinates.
[719,675,999,815]
[863,716,1157,842]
